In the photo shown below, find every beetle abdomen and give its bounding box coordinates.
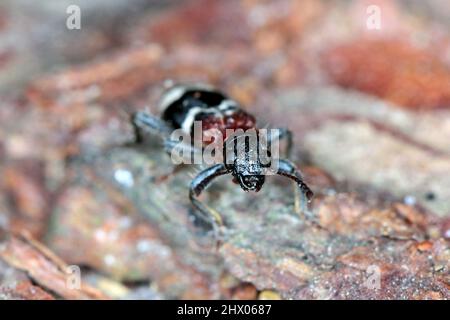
[160,85,256,141]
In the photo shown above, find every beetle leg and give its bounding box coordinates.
[276,159,317,222]
[131,111,172,142]
[189,164,229,230]
[163,139,203,164]
[268,128,293,158]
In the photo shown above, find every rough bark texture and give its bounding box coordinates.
[0,0,449,299]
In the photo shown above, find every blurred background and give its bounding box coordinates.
[0,0,449,300]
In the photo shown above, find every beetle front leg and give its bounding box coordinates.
[189,164,229,230]
[276,159,316,222]
[268,128,293,158]
[131,111,173,142]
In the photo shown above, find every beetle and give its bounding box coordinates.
[132,84,313,229]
